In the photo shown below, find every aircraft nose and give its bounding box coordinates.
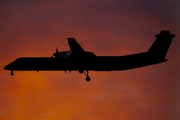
[4,64,10,70]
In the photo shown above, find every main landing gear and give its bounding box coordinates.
[83,70,91,82]
[79,70,91,82]
[10,70,14,76]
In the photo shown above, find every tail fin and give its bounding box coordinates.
[148,30,175,59]
[67,38,85,53]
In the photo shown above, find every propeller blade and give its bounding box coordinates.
[56,47,58,53]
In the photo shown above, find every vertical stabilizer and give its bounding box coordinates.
[148,30,175,59]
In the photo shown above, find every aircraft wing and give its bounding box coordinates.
[67,38,85,53]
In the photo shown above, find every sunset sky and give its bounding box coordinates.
[0,0,180,120]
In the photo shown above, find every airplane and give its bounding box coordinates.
[4,30,175,82]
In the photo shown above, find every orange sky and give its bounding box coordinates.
[0,0,180,120]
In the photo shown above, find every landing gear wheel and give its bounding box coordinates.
[86,76,91,82]
[10,71,14,76]
[83,70,91,82]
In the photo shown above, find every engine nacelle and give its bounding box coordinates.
[53,51,71,58]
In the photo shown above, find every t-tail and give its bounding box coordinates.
[148,30,175,61]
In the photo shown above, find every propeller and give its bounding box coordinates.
[53,47,59,58]
[56,47,58,53]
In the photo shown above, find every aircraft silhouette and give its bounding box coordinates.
[4,30,175,82]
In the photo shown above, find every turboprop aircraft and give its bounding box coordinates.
[4,30,175,82]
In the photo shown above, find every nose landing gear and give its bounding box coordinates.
[84,70,91,82]
[10,70,14,76]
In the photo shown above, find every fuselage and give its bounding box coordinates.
[4,52,167,72]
